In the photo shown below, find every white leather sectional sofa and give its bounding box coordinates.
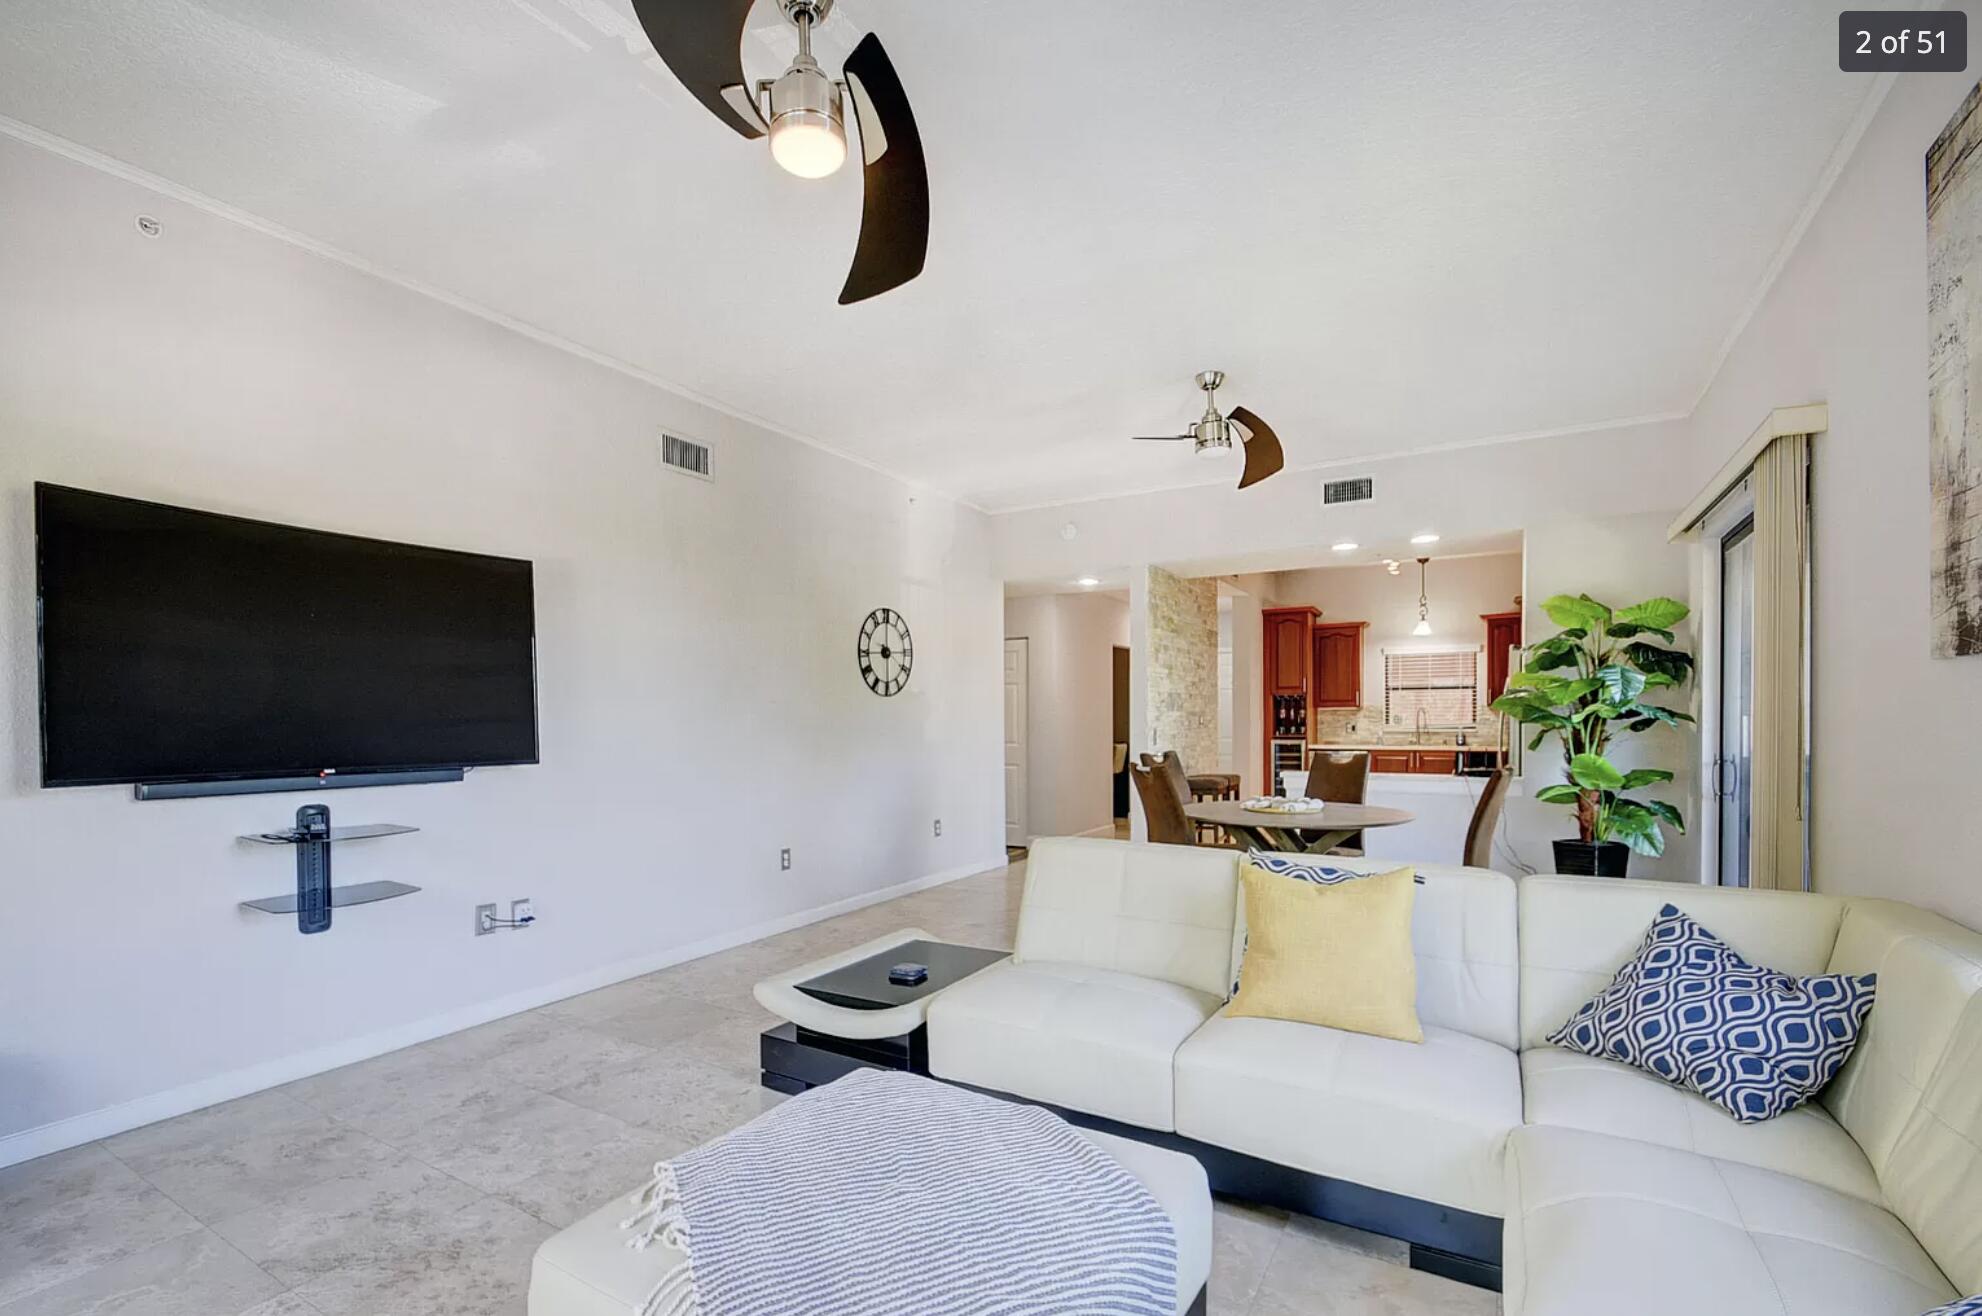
[924,837,1982,1313]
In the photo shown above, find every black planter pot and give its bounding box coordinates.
[1553,839,1631,878]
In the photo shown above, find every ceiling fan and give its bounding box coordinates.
[1132,372,1286,490]
[629,0,928,305]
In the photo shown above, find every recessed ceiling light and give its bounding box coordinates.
[1411,532,1441,545]
[1331,541,1359,553]
[1076,577,1101,588]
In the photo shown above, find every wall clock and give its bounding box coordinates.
[858,607,912,696]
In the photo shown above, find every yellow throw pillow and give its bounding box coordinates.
[1227,861,1422,1043]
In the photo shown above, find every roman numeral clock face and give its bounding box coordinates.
[858,607,912,697]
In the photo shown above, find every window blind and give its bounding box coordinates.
[1383,649,1478,727]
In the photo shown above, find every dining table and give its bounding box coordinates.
[1182,799,1415,855]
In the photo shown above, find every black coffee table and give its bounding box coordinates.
[759,938,1008,1095]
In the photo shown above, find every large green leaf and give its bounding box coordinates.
[1625,642,1696,682]
[1504,674,1598,707]
[1637,798,1686,830]
[1608,807,1667,856]
[1496,705,1570,732]
[1628,703,1697,728]
[1569,753,1625,791]
[1533,783,1583,805]
[1489,694,1545,720]
[1607,622,1676,643]
[1529,645,1583,672]
[1615,597,1690,630]
[1596,664,1648,704]
[1619,768,1675,789]
[1542,594,1613,632]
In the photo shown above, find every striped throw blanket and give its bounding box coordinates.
[620,1069,1177,1316]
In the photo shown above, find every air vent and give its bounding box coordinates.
[659,432,712,480]
[1322,476,1374,506]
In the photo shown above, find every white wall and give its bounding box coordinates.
[1509,513,1699,884]
[1677,47,1982,927]
[1001,591,1129,840]
[0,136,1005,1163]
[1270,553,1524,728]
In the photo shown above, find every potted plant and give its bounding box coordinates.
[1489,594,1695,877]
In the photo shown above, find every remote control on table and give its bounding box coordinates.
[296,804,332,935]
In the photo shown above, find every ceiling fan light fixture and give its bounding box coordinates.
[766,60,846,178]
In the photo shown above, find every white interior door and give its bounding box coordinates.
[1003,638,1029,847]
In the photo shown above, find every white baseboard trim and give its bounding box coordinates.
[1074,824,1121,838]
[0,852,1006,1170]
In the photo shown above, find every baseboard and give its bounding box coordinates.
[0,852,1006,1169]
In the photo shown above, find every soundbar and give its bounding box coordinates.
[135,768,464,800]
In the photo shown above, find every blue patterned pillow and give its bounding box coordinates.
[1548,904,1877,1123]
[1921,1300,1982,1315]
[1246,851,1364,884]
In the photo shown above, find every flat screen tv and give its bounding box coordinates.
[36,483,539,792]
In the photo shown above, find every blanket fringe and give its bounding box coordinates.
[619,1161,697,1316]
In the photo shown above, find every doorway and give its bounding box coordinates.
[1003,638,1029,849]
[1717,516,1756,887]
[1112,645,1130,823]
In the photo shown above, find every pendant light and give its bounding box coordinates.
[1412,556,1434,636]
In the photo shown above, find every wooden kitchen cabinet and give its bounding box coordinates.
[1482,610,1523,705]
[1310,622,1366,709]
[1263,608,1317,696]
[1367,749,1461,775]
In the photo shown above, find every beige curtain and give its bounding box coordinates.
[1748,433,1810,891]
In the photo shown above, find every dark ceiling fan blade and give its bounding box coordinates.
[1230,406,1285,489]
[1131,434,1193,442]
[628,0,765,139]
[839,33,928,304]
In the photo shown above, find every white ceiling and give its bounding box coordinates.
[0,0,1891,511]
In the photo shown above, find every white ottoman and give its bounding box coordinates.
[528,1126,1212,1316]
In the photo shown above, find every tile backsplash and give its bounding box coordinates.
[1310,705,1506,748]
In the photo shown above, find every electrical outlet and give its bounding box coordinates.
[476,903,497,936]
[511,898,534,926]
[780,848,792,871]
[933,818,942,837]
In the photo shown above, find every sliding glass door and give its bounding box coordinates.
[1717,516,1756,888]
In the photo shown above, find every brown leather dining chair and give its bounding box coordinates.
[1130,759,1198,846]
[1304,749,1370,855]
[1139,751,1214,844]
[1463,767,1515,869]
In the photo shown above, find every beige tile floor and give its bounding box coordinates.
[0,856,1497,1315]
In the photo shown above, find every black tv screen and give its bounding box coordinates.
[36,483,539,788]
